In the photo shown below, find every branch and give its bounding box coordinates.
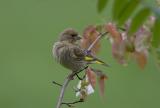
[56,73,75,108]
[61,99,84,107]
[52,81,62,87]
[56,66,88,108]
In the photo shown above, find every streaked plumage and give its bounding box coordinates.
[52,28,109,72]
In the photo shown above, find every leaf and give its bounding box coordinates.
[118,0,140,26]
[134,26,151,52]
[98,74,108,97]
[112,41,127,64]
[134,51,147,69]
[86,68,97,88]
[81,25,101,54]
[90,68,108,97]
[105,23,122,43]
[97,0,108,13]
[152,17,160,48]
[112,0,129,20]
[129,7,151,35]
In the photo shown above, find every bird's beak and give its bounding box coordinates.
[75,35,82,40]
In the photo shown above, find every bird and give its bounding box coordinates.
[52,28,109,73]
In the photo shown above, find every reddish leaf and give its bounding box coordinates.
[112,41,127,64]
[86,68,97,88]
[91,68,108,97]
[133,26,150,69]
[134,51,147,69]
[134,26,151,50]
[98,75,108,97]
[81,25,101,54]
[105,22,122,43]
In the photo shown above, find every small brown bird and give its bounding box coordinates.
[52,28,108,73]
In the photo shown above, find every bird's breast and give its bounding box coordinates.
[53,42,86,72]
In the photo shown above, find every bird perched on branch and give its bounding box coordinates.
[52,28,109,73]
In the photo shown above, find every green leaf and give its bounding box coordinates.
[118,0,140,26]
[97,0,108,13]
[128,7,151,35]
[152,17,160,47]
[113,0,129,21]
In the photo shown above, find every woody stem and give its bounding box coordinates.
[87,32,108,51]
[56,66,88,108]
[56,73,74,108]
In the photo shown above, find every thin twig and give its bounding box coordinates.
[52,81,62,87]
[61,99,84,107]
[87,32,108,51]
[73,66,89,74]
[75,73,83,80]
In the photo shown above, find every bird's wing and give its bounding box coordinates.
[71,46,110,67]
[72,46,85,61]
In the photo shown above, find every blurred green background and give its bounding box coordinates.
[0,0,160,108]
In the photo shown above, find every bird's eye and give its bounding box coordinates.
[71,34,77,37]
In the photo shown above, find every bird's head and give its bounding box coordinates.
[59,28,81,43]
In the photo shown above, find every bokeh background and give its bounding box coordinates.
[0,0,160,108]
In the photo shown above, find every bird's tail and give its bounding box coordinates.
[84,55,110,67]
